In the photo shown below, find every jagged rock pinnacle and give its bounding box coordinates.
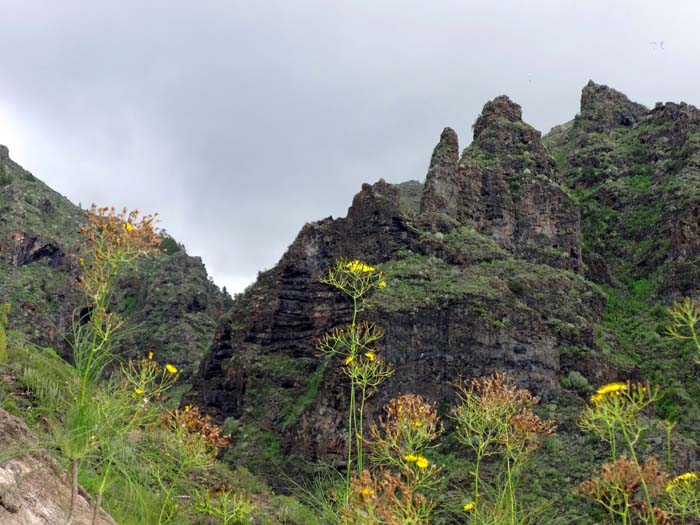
[0,145,9,161]
[420,127,460,216]
[578,80,647,131]
[473,96,523,139]
[418,94,581,273]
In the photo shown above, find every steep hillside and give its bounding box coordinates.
[544,80,700,432]
[0,146,230,377]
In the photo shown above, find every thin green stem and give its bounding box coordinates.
[158,460,188,525]
[620,425,655,525]
[357,386,368,474]
[473,448,483,512]
[506,454,516,525]
[346,382,355,495]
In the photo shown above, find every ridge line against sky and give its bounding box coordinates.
[0,0,698,293]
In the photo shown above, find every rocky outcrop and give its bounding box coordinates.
[544,81,700,295]
[187,98,606,471]
[0,408,115,525]
[420,127,462,217]
[420,97,583,272]
[14,234,68,268]
[576,80,648,133]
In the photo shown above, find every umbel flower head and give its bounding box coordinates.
[346,259,376,273]
[590,381,628,403]
[666,471,700,492]
[320,258,387,300]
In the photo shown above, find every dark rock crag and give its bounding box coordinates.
[187,95,607,470]
[421,96,583,273]
[544,80,700,295]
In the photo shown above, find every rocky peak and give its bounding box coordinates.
[470,96,546,159]
[473,95,523,137]
[649,101,700,126]
[419,127,461,216]
[346,179,401,223]
[0,145,9,161]
[418,96,582,272]
[578,80,647,132]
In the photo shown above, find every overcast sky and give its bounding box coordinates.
[1,1,698,293]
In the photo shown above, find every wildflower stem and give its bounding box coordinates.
[346,383,355,495]
[620,425,656,525]
[357,385,367,475]
[66,458,80,525]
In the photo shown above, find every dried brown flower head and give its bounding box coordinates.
[579,456,667,521]
[165,405,231,449]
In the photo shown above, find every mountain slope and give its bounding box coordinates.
[0,146,230,376]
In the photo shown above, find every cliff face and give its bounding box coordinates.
[544,80,700,296]
[0,148,229,376]
[421,96,583,273]
[187,96,607,469]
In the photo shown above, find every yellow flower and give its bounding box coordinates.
[166,364,178,374]
[79,258,84,266]
[666,472,700,492]
[404,454,418,463]
[463,502,476,512]
[590,382,629,404]
[378,280,387,289]
[596,382,628,395]
[345,260,376,273]
[184,405,190,412]
[364,351,376,362]
[589,393,604,404]
[360,487,374,497]
[415,455,429,469]
[123,222,133,232]
[412,420,422,428]
[344,356,354,365]
[134,387,144,395]
[148,351,154,360]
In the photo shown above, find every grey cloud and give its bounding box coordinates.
[1,0,699,292]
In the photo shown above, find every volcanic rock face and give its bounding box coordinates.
[544,81,700,295]
[421,96,583,273]
[188,95,607,469]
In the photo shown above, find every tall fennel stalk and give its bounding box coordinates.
[579,381,662,525]
[64,206,160,524]
[317,259,393,493]
[451,373,555,524]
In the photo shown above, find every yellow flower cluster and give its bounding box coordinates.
[590,382,628,403]
[403,454,429,469]
[166,364,178,374]
[346,260,376,273]
[666,472,700,492]
[344,352,378,366]
[463,502,475,512]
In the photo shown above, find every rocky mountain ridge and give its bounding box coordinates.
[186,85,640,473]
